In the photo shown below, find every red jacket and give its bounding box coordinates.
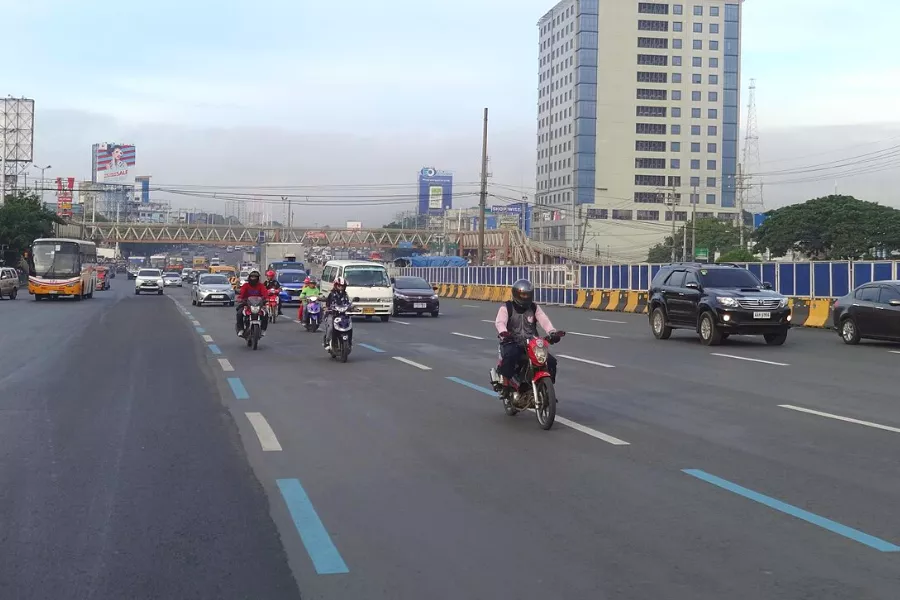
[238,281,268,302]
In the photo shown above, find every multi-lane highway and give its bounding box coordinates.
[2,274,899,599]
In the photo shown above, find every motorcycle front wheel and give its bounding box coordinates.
[534,379,557,430]
[251,325,260,350]
[270,311,277,323]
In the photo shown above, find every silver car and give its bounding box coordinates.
[191,273,235,306]
[163,272,183,287]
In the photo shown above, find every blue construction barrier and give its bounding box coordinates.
[398,261,900,299]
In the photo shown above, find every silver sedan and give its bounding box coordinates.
[191,274,236,306]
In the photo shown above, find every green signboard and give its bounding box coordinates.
[695,247,709,260]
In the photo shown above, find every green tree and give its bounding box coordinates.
[717,248,759,262]
[753,195,900,260]
[0,189,65,257]
[646,218,744,262]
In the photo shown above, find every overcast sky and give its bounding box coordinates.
[5,0,899,226]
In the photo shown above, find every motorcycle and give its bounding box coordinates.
[326,301,354,363]
[242,296,267,350]
[304,296,321,332]
[267,288,280,323]
[489,332,566,430]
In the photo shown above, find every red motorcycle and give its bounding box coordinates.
[489,332,565,430]
[267,288,280,323]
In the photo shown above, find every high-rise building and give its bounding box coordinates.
[535,0,742,261]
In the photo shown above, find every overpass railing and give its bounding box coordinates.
[399,260,896,305]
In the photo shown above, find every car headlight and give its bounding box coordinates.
[718,297,740,308]
[431,294,439,300]
[157,279,164,286]
[779,297,788,308]
[395,293,408,300]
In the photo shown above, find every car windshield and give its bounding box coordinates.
[277,272,306,283]
[343,266,391,287]
[200,275,228,285]
[138,269,160,277]
[396,277,431,290]
[164,273,179,278]
[32,241,80,278]
[699,268,762,288]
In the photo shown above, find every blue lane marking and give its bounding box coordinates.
[358,343,384,353]
[195,326,206,333]
[227,377,249,400]
[277,478,349,575]
[208,344,222,355]
[446,376,495,396]
[683,469,900,552]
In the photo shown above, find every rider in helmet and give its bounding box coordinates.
[235,269,269,336]
[298,275,321,324]
[263,269,283,315]
[323,277,351,349]
[492,279,563,388]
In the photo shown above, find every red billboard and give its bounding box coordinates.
[56,177,74,218]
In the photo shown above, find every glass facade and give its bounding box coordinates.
[721,3,740,208]
[574,0,599,205]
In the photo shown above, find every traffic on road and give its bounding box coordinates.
[2,245,899,599]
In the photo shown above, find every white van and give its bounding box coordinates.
[320,260,393,321]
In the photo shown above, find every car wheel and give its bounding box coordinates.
[431,311,439,317]
[134,289,139,295]
[650,306,672,339]
[191,298,197,305]
[698,312,723,346]
[158,290,163,295]
[764,331,788,346]
[840,317,861,345]
[10,287,17,300]
[380,315,390,322]
[229,301,235,307]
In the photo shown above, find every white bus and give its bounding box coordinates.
[28,238,98,300]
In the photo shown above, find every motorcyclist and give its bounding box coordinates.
[493,279,562,388]
[297,276,321,323]
[323,277,351,349]
[235,269,269,337]
[263,269,283,315]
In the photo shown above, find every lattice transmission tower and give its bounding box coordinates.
[739,79,765,218]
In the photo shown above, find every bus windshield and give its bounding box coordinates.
[32,241,80,278]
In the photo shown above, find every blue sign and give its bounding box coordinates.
[491,204,522,215]
[753,213,769,229]
[398,241,413,249]
[417,167,453,216]
[257,231,266,243]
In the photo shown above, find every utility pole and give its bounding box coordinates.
[667,186,679,262]
[477,107,489,265]
[442,206,449,255]
[691,184,698,259]
[737,163,745,248]
[0,128,6,205]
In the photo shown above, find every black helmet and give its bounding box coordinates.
[511,279,534,308]
[248,270,260,283]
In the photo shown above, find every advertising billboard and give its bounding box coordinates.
[417,167,453,215]
[92,142,136,185]
[346,220,362,230]
[56,177,75,218]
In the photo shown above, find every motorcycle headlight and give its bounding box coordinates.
[718,296,740,308]
[532,342,548,364]
[251,306,260,313]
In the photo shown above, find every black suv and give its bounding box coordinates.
[648,262,791,345]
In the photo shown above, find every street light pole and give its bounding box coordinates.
[34,164,51,208]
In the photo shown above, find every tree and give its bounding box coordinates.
[0,189,65,258]
[717,248,759,262]
[753,195,900,260]
[646,218,744,262]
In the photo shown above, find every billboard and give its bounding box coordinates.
[92,142,136,185]
[346,220,362,230]
[56,177,75,218]
[417,167,453,215]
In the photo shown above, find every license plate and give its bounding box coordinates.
[49,290,59,294]
[363,307,375,314]
[213,295,224,299]
[753,311,771,319]
[413,303,427,308]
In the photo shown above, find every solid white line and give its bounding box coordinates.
[462,304,480,308]
[779,404,900,434]
[392,320,410,325]
[557,354,615,368]
[555,415,630,445]
[567,332,611,339]
[392,356,432,370]
[711,353,789,366]
[217,358,234,371]
[293,319,302,324]
[452,332,484,340]
[481,319,495,323]
[888,351,900,355]
[202,334,214,342]
[591,318,627,324]
[191,320,201,326]
[245,412,283,451]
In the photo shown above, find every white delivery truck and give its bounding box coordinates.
[261,243,307,274]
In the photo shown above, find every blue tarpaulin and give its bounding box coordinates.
[407,256,468,268]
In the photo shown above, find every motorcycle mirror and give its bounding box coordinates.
[352,297,360,302]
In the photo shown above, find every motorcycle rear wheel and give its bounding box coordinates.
[534,380,557,430]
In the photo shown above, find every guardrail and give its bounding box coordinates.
[397,260,900,329]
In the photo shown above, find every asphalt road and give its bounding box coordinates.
[3,271,900,599]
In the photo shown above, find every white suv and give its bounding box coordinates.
[135,269,164,295]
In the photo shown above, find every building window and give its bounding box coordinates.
[709,74,719,84]
[708,108,718,118]
[638,19,669,31]
[710,5,720,16]
[635,175,666,186]
[672,90,682,100]
[637,88,668,100]
[638,37,669,49]
[670,158,681,168]
[693,5,703,15]
[692,90,701,101]
[672,124,681,134]
[691,159,700,170]
[708,91,718,101]
[637,210,660,221]
[665,211,688,221]
[706,177,716,187]
[635,192,665,203]
[706,193,717,204]
[668,175,681,186]
[671,141,681,151]
[710,40,719,50]
[673,4,683,15]
[636,140,667,151]
[708,125,718,135]
[692,73,702,84]
[673,73,682,83]
[691,108,701,118]
[673,56,683,66]
[707,142,717,152]
[637,71,668,83]
[637,105,667,117]
[710,23,720,34]
[725,4,739,20]
[691,142,701,152]
[692,56,702,67]
[672,107,682,117]
[673,21,683,32]
[636,157,666,169]
[690,176,700,186]
[693,39,702,50]
[638,53,668,66]
[691,194,701,204]
[707,159,717,169]
[636,122,667,134]
[709,57,719,68]
[693,22,702,32]
[638,2,669,14]
[612,209,633,220]
[673,38,683,49]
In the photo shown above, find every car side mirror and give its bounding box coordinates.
[433,286,439,291]
[352,297,360,302]
[685,282,700,290]
[890,299,900,307]
[390,277,395,284]
[763,281,773,290]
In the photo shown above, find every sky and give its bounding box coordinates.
[4,0,900,226]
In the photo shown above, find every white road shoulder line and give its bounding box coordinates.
[191,320,201,326]
[888,351,900,355]
[392,356,432,370]
[218,358,234,371]
[558,354,615,368]
[555,415,630,445]
[462,304,480,308]
[245,412,283,451]
[293,319,302,324]
[591,318,627,324]
[779,404,900,434]
[202,334,214,342]
[711,353,789,366]
[452,332,484,340]
[567,332,611,339]
[481,319,495,324]
[392,320,410,325]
